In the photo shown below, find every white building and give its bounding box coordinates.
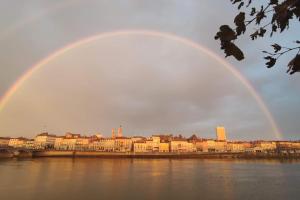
[170,139,196,153]
[34,133,57,149]
[8,138,29,148]
[133,140,149,153]
[90,138,115,152]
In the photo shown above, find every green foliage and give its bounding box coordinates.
[215,0,300,74]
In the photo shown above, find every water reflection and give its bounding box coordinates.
[0,158,299,200]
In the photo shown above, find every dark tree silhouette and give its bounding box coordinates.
[215,0,300,74]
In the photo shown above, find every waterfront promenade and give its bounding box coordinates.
[1,149,300,159]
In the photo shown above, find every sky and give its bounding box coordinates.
[0,0,299,140]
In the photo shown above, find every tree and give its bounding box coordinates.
[215,0,300,74]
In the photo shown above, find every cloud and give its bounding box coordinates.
[0,0,299,139]
[0,35,274,139]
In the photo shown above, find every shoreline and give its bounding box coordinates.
[1,150,300,160]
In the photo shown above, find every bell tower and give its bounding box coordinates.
[112,128,116,138]
[117,125,122,137]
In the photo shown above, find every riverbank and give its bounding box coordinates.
[33,151,300,159]
[1,150,300,159]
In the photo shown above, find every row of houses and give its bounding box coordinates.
[1,133,300,153]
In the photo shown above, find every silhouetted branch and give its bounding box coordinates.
[215,0,300,74]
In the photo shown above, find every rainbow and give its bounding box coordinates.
[0,30,282,139]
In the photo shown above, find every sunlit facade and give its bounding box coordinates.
[8,138,28,148]
[216,126,227,141]
[34,133,56,149]
[0,137,10,147]
[2,131,300,154]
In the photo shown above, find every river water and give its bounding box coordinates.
[0,158,299,200]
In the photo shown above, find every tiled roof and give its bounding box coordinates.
[0,137,10,140]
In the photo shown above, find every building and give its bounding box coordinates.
[4,131,300,154]
[89,138,115,152]
[133,140,149,153]
[154,135,171,152]
[133,136,170,153]
[117,126,123,137]
[102,138,116,151]
[54,137,64,150]
[58,138,77,150]
[145,139,154,152]
[111,128,116,139]
[276,141,300,153]
[216,126,227,141]
[195,139,227,152]
[65,132,81,139]
[170,138,196,153]
[34,132,57,149]
[206,140,225,152]
[214,140,227,152]
[131,136,146,143]
[54,133,80,150]
[75,137,90,151]
[114,137,132,152]
[248,141,277,153]
[24,139,35,149]
[54,133,89,150]
[148,136,160,152]
[226,141,250,152]
[8,137,29,148]
[195,140,208,152]
[159,142,169,152]
[94,134,103,139]
[257,141,277,151]
[0,137,10,147]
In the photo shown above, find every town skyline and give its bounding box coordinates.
[1,126,299,157]
[1,125,298,142]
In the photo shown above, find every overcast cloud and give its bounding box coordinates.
[0,0,299,140]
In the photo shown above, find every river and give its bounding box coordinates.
[0,158,299,200]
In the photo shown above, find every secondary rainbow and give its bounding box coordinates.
[0,30,282,139]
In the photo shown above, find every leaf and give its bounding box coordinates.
[250,7,256,16]
[221,41,245,61]
[264,56,276,68]
[271,43,282,53]
[250,28,266,40]
[246,0,252,7]
[215,25,237,42]
[270,0,278,5]
[256,6,266,24]
[258,28,266,37]
[293,0,300,20]
[238,2,244,9]
[215,25,243,61]
[287,54,300,74]
[232,0,242,4]
[234,12,246,35]
[250,30,259,40]
[272,24,277,32]
[270,24,278,36]
[293,6,300,20]
[273,3,293,32]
